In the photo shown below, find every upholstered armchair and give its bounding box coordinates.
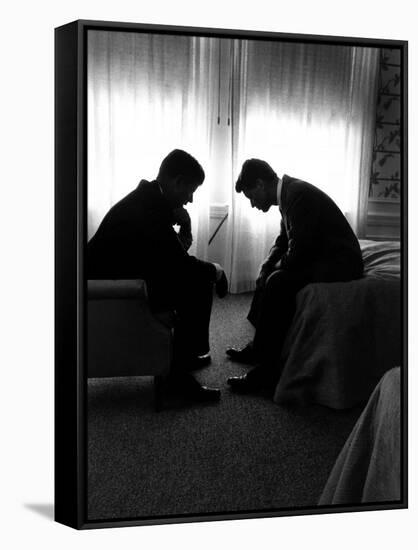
[87,279,174,410]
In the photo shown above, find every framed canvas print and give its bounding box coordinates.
[55,19,408,529]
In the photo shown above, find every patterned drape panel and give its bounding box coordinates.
[369,49,401,199]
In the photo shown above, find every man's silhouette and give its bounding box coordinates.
[226,159,363,394]
[88,149,228,403]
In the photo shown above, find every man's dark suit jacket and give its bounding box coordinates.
[87,179,216,309]
[261,175,363,278]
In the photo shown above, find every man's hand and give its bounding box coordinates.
[255,267,269,290]
[172,207,191,229]
[173,207,193,250]
[178,228,193,251]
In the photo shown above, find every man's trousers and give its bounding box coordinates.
[248,258,363,381]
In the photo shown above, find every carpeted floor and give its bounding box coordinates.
[87,292,362,521]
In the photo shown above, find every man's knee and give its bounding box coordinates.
[265,269,291,289]
[264,269,306,297]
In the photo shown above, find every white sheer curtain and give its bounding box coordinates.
[88,32,379,292]
[227,40,379,292]
[87,30,220,260]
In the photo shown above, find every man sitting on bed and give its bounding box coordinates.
[226,159,364,394]
[88,149,228,403]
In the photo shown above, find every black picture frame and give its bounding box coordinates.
[55,19,408,530]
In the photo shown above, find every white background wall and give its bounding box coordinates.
[1,1,416,548]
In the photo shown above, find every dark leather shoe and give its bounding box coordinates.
[226,343,256,364]
[184,353,212,371]
[166,373,220,403]
[184,383,221,402]
[227,368,271,393]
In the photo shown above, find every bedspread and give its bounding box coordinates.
[318,367,401,505]
[273,240,401,409]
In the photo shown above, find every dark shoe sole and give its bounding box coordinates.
[165,386,221,403]
[227,379,264,393]
[227,369,272,394]
[184,354,212,371]
[163,373,220,404]
[225,348,256,365]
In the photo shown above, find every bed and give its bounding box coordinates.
[273,240,401,409]
[318,366,401,505]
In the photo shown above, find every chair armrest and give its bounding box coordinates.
[87,279,148,300]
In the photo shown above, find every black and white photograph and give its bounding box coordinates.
[3,0,417,548]
[65,21,406,526]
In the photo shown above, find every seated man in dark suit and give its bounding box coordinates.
[226,159,363,394]
[88,149,228,403]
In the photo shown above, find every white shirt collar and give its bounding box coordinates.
[277,176,283,209]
